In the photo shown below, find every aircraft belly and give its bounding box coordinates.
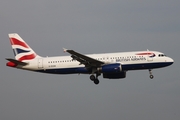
[122,62,173,70]
[37,67,89,74]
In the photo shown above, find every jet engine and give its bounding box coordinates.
[97,63,122,73]
[103,72,126,79]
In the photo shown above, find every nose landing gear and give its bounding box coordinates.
[149,69,154,79]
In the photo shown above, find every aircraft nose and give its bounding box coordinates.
[167,57,174,65]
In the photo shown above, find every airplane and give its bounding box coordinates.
[6,33,174,84]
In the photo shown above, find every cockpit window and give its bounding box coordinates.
[158,54,166,57]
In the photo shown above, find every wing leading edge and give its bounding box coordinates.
[63,48,104,67]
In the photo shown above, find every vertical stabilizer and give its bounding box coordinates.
[8,33,41,61]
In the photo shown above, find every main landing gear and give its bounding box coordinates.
[149,69,154,79]
[90,74,100,85]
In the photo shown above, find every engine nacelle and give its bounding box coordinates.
[98,63,122,73]
[103,72,126,79]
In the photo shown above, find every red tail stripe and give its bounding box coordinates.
[136,53,153,55]
[18,54,36,61]
[10,38,29,48]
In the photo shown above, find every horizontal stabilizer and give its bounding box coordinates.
[6,58,28,66]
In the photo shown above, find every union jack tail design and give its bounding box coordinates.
[8,33,41,61]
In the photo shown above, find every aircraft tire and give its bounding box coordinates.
[150,75,154,79]
[94,79,99,85]
[90,75,96,81]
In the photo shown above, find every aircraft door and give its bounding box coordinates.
[38,58,43,69]
[147,56,153,61]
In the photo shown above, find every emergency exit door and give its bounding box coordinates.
[38,58,43,68]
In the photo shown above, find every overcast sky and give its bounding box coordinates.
[0,0,180,120]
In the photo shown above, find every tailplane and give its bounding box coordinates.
[8,33,41,61]
[6,58,28,67]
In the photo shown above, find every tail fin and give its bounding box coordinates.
[8,33,41,61]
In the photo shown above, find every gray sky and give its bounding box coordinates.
[0,0,180,120]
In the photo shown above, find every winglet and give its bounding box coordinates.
[63,48,68,53]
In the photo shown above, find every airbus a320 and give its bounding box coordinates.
[6,33,174,84]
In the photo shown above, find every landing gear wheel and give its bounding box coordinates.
[90,72,100,84]
[94,79,99,85]
[148,69,154,79]
[150,75,154,79]
[90,75,95,81]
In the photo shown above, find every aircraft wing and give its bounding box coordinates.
[63,48,104,67]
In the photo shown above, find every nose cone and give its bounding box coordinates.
[167,57,174,66]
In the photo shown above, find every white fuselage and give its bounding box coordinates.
[19,51,173,74]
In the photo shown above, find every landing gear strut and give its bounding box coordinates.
[90,74,100,85]
[149,69,154,79]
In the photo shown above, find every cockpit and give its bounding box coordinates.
[158,54,166,57]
